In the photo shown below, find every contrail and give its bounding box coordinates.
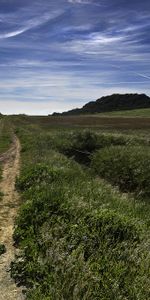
[110,64,150,81]
[134,72,150,80]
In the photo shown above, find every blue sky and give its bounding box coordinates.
[0,0,150,114]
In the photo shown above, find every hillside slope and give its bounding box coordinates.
[57,93,150,115]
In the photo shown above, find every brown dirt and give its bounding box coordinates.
[0,136,24,300]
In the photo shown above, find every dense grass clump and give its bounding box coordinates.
[91,146,150,198]
[55,130,149,166]
[63,130,128,151]
[59,130,129,165]
[0,244,6,256]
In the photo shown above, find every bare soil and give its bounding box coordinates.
[0,136,24,300]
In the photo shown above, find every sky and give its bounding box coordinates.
[0,0,150,115]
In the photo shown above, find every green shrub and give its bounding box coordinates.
[64,131,127,152]
[60,131,128,165]
[91,146,150,198]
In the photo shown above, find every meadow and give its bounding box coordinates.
[6,114,149,299]
[96,107,150,117]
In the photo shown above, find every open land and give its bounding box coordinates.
[0,111,150,299]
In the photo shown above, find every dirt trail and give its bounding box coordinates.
[0,136,24,300]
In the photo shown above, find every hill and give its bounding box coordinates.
[54,93,150,116]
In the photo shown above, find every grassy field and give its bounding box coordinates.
[11,114,150,130]
[9,115,150,299]
[96,107,150,117]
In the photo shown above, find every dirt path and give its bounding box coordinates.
[0,136,24,300]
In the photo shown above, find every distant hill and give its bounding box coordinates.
[53,94,150,116]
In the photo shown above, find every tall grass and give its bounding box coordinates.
[0,117,13,155]
[91,145,150,199]
[11,123,150,299]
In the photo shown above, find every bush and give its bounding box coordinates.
[91,146,150,198]
[65,131,127,152]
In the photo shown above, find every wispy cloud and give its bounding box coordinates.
[0,9,63,39]
[0,28,28,39]
[68,0,104,6]
[89,32,125,44]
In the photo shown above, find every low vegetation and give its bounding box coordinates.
[0,117,13,199]
[10,122,150,299]
[53,130,148,164]
[0,117,13,155]
[91,145,150,199]
[97,107,150,117]
[0,244,6,256]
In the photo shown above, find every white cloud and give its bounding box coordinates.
[0,28,28,39]
[1,86,149,116]
[68,0,103,6]
[0,78,149,115]
[68,0,92,4]
[60,32,127,57]
[89,33,125,44]
[0,100,74,115]
[0,10,63,39]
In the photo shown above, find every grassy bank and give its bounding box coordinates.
[91,145,150,199]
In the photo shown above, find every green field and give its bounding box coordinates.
[96,107,150,117]
[1,115,150,298]
[6,115,149,300]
